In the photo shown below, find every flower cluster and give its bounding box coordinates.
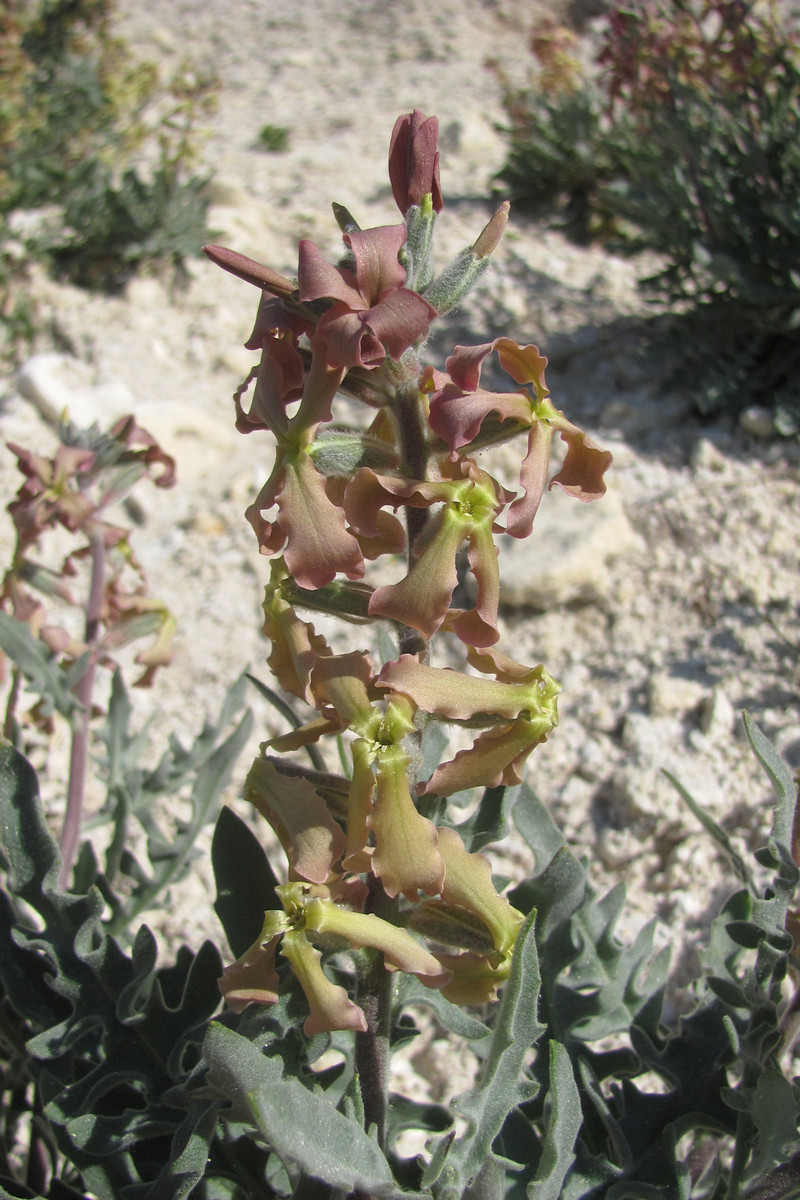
[207,110,611,1034]
[2,418,176,696]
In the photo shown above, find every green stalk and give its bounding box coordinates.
[354,368,432,1144]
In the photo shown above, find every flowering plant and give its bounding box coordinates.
[1,110,799,1200]
[203,107,611,1057]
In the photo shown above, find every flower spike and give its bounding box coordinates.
[208,109,612,1041]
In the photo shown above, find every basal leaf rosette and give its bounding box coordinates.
[378,647,560,795]
[428,337,613,537]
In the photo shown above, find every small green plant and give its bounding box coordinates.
[0,0,217,292]
[257,124,291,153]
[1,108,800,1200]
[495,1,800,414]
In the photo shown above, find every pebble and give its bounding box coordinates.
[497,484,644,610]
[699,686,736,741]
[17,353,136,428]
[691,437,727,473]
[739,405,778,438]
[647,671,708,718]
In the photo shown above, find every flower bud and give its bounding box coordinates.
[388,110,443,214]
[309,427,400,476]
[424,203,510,315]
[202,244,296,297]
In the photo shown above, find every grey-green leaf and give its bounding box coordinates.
[527,1041,582,1200]
[425,909,545,1198]
[204,1023,397,1196]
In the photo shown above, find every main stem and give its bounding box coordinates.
[355,367,434,1142]
[354,879,396,1149]
[354,370,432,1145]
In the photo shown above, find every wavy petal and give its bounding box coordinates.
[245,755,346,883]
[422,714,555,795]
[345,225,408,300]
[369,507,467,637]
[310,650,375,726]
[430,951,511,1004]
[316,306,386,368]
[242,334,304,436]
[304,898,451,984]
[281,929,368,1035]
[370,746,445,899]
[362,289,437,360]
[218,933,281,1013]
[429,382,530,456]
[262,567,332,704]
[493,337,549,396]
[297,239,363,308]
[278,454,365,588]
[504,422,553,539]
[379,655,558,721]
[437,826,524,955]
[550,427,613,502]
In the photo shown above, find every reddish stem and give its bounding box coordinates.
[58,526,105,890]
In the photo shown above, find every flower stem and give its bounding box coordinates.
[354,879,395,1148]
[355,371,430,1139]
[59,526,105,890]
[394,375,430,658]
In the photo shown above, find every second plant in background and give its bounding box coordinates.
[495,0,800,417]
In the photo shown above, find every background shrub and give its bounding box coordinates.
[0,0,217,295]
[495,0,800,415]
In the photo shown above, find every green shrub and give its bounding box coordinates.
[0,0,217,293]
[257,123,291,153]
[495,1,800,414]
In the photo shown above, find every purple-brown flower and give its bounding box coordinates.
[379,648,560,795]
[241,336,366,589]
[297,225,437,368]
[344,459,511,646]
[429,338,613,538]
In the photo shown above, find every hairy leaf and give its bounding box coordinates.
[204,1022,397,1195]
[424,909,544,1198]
[527,1042,582,1200]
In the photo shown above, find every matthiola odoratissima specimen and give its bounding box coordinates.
[205,110,611,1043]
